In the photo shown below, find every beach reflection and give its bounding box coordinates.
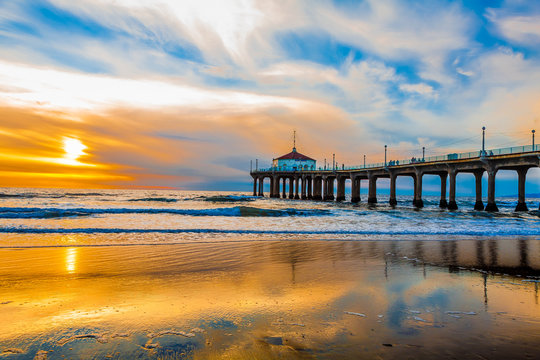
[65,247,77,274]
[0,239,539,359]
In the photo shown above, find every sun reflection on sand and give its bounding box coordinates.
[65,247,77,274]
[0,240,539,359]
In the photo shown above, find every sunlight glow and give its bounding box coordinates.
[62,137,87,164]
[65,247,77,274]
[0,61,304,112]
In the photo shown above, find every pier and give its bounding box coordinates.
[250,144,540,212]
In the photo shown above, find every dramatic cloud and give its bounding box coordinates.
[0,0,538,191]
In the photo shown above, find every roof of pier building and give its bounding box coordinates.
[275,148,315,161]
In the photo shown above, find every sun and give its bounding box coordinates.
[62,137,87,165]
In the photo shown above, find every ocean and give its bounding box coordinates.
[1,188,539,359]
[0,188,538,246]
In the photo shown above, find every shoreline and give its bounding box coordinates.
[0,233,539,248]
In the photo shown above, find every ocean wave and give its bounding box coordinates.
[0,206,330,219]
[0,227,538,236]
[0,192,106,199]
[128,197,178,203]
[64,192,106,197]
[203,195,255,202]
[0,193,37,198]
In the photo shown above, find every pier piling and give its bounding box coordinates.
[368,173,377,204]
[485,168,498,212]
[515,168,528,211]
[474,171,484,211]
[389,174,397,206]
[448,170,458,210]
[439,173,448,208]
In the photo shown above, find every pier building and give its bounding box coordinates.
[272,147,316,171]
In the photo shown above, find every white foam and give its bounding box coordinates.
[445,311,476,315]
[344,311,366,317]
[147,330,196,338]
[57,333,108,346]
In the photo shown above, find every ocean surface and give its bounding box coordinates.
[1,188,540,359]
[0,188,538,246]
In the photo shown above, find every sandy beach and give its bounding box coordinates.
[1,238,539,359]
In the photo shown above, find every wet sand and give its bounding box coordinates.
[1,238,539,359]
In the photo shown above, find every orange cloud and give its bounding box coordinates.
[0,98,361,189]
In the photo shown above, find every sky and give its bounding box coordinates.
[0,0,539,193]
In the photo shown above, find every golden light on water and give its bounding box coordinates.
[65,247,77,274]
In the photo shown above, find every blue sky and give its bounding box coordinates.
[0,0,538,193]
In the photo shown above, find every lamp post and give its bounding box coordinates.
[384,145,387,167]
[333,153,335,171]
[422,146,425,161]
[482,126,486,155]
[533,129,536,148]
[324,158,326,170]
[256,159,258,171]
[363,154,366,168]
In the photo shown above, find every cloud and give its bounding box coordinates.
[486,7,540,45]
[0,60,309,112]
[399,83,437,98]
[312,0,473,83]
[456,68,474,77]
[0,0,539,190]
[0,83,359,189]
[44,0,269,66]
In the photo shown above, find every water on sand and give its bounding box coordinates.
[0,188,539,359]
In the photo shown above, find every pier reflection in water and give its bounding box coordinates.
[0,238,539,359]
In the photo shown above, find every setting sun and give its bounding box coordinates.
[62,137,86,160]
[61,137,87,165]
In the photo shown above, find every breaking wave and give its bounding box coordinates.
[203,195,256,202]
[0,192,106,199]
[0,206,330,219]
[128,197,178,203]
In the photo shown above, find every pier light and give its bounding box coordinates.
[384,145,387,167]
[482,126,486,154]
[364,154,366,168]
[533,129,535,148]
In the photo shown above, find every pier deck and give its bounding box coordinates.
[251,145,540,211]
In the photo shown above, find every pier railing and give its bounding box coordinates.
[254,144,539,172]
